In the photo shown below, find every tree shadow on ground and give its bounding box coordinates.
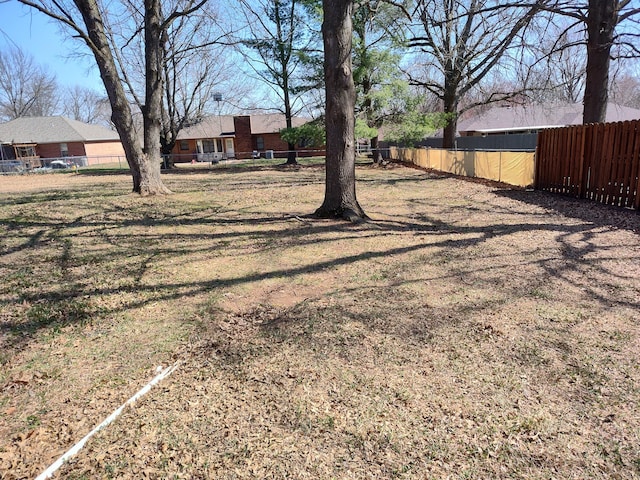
[2,191,637,353]
[5,168,640,480]
[2,163,639,352]
[495,189,640,234]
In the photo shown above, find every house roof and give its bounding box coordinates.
[0,116,120,144]
[176,116,237,140]
[458,103,640,134]
[250,114,308,134]
[176,114,310,139]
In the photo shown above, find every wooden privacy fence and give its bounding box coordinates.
[536,120,640,210]
[389,147,535,187]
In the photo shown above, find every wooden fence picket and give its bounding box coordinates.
[536,120,640,210]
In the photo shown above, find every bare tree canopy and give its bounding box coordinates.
[409,0,541,148]
[539,0,640,123]
[0,45,59,121]
[160,20,232,157]
[610,67,640,109]
[16,0,214,195]
[62,85,111,125]
[102,1,236,159]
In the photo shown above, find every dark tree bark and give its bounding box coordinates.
[534,0,640,123]
[314,0,366,221]
[442,80,459,149]
[139,0,171,192]
[582,0,616,123]
[370,135,382,163]
[283,88,297,164]
[73,0,169,195]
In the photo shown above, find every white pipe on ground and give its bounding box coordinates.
[35,362,180,480]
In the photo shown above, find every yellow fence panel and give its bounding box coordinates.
[388,147,535,187]
[501,152,535,187]
[474,151,502,182]
[441,150,456,174]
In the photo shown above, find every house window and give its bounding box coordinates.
[180,140,189,151]
[216,139,223,152]
[202,140,215,153]
[256,136,264,150]
[60,143,69,157]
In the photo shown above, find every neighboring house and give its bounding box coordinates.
[0,116,125,167]
[458,102,640,136]
[172,115,236,162]
[172,114,315,161]
[421,102,640,151]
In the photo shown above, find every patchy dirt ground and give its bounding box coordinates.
[0,164,639,479]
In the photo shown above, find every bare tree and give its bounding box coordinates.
[103,2,235,159]
[536,0,640,123]
[17,0,212,195]
[160,13,240,158]
[409,0,541,148]
[610,67,640,109]
[582,0,631,122]
[62,85,112,125]
[0,46,59,120]
[510,23,587,105]
[315,0,366,220]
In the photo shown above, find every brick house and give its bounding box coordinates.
[0,116,125,167]
[172,114,320,161]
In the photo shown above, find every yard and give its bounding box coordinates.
[1,164,639,479]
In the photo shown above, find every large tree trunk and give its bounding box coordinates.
[141,0,171,194]
[583,0,616,124]
[285,141,297,164]
[442,80,458,149]
[283,85,298,165]
[371,135,382,164]
[74,0,169,195]
[314,0,366,221]
[442,117,458,150]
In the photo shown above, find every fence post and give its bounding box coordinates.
[534,129,546,190]
[577,125,587,199]
[633,121,640,209]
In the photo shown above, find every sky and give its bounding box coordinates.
[0,2,105,93]
[0,1,276,113]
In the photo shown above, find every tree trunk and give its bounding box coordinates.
[583,0,616,124]
[141,0,171,194]
[442,116,458,150]
[371,135,382,164]
[73,1,140,191]
[442,82,458,149]
[314,0,366,221]
[286,142,297,164]
[283,84,298,165]
[73,0,170,195]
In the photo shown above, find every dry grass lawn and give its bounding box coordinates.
[0,164,639,479]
